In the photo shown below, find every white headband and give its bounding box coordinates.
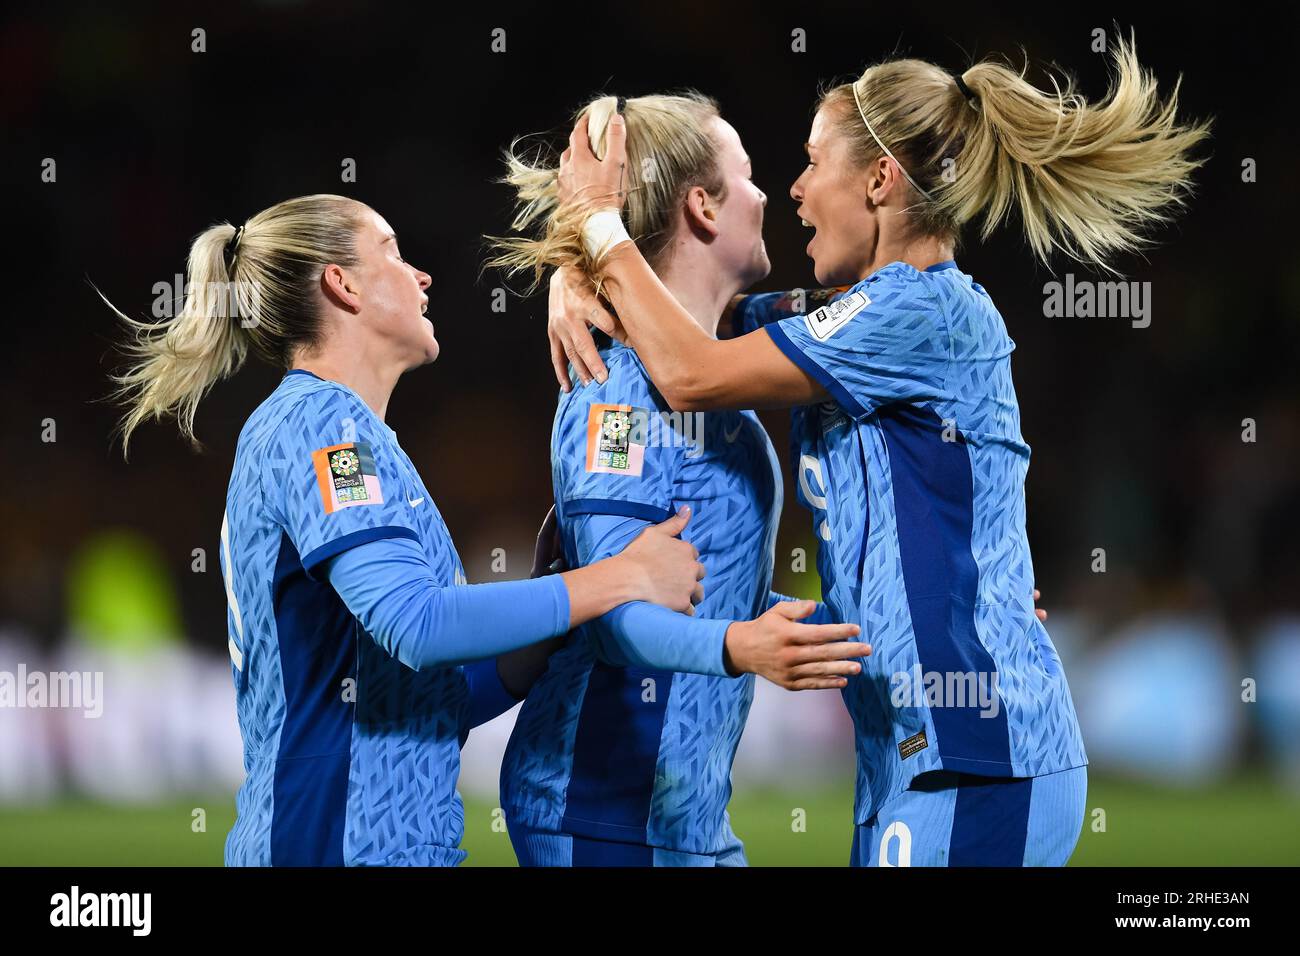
[851,81,934,201]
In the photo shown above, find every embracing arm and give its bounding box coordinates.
[325,507,703,672]
[547,249,825,412]
[326,537,572,671]
[546,115,826,412]
[570,511,867,685]
[599,600,733,675]
[597,245,827,412]
[570,510,732,676]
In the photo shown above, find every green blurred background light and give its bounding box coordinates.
[2,775,1295,866]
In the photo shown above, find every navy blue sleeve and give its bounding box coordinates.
[325,536,570,670]
[733,288,853,336]
[462,658,521,728]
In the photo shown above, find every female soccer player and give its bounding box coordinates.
[489,93,871,866]
[106,194,865,866]
[545,37,1210,865]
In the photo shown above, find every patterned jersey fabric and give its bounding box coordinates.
[741,261,1087,825]
[501,341,783,856]
[221,369,478,866]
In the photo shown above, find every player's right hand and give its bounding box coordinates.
[618,506,706,615]
[724,600,870,690]
[559,107,629,214]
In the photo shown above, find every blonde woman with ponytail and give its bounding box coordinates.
[490,93,882,867]
[108,194,860,866]
[546,34,1210,866]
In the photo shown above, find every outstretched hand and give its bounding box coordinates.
[724,600,870,690]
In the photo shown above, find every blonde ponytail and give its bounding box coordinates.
[106,194,366,457]
[486,92,726,292]
[823,30,1212,273]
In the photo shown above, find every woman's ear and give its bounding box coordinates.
[684,185,721,239]
[866,156,896,207]
[320,263,362,313]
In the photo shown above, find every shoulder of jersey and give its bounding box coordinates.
[240,375,363,446]
[860,261,942,307]
[800,263,933,342]
[565,346,660,410]
[801,279,876,342]
[902,262,985,314]
[872,260,930,291]
[606,342,648,378]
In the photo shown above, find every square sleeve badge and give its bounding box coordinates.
[803,289,869,342]
[312,442,385,513]
[585,404,646,477]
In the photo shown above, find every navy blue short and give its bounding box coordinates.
[851,765,1087,867]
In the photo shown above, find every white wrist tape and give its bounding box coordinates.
[581,209,631,263]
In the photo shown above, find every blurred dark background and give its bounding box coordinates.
[1,1,1298,863]
[4,1,1295,643]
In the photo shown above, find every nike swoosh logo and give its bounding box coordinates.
[723,421,744,443]
[408,497,425,507]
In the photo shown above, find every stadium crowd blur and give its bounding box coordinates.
[2,6,1297,803]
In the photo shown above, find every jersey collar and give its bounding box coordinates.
[281,369,398,439]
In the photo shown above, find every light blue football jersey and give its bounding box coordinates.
[740,261,1087,825]
[220,369,479,866]
[500,340,783,856]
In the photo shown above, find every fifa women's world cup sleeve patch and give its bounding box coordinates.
[311,442,385,513]
[586,404,646,477]
[802,289,870,342]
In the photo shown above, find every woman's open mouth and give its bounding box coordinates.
[800,213,816,256]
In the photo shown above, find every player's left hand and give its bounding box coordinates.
[1033,588,1047,623]
[548,265,625,390]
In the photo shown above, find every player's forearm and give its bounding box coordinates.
[601,242,728,409]
[567,513,725,676]
[559,556,646,627]
[594,600,732,677]
[383,576,569,669]
[600,247,827,411]
[328,538,570,669]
